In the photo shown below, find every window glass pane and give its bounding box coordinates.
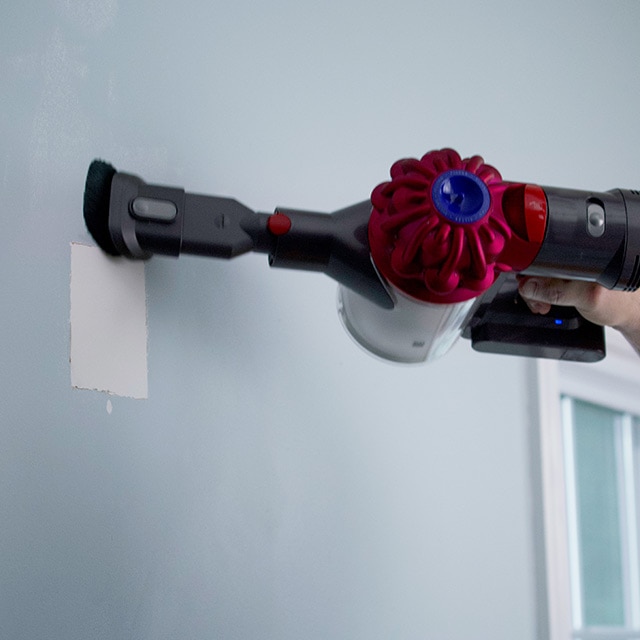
[572,399,625,627]
[635,417,640,615]
[635,418,640,544]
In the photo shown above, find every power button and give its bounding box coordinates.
[587,200,605,238]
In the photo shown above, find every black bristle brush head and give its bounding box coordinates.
[83,160,120,256]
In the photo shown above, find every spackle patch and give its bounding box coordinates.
[106,399,113,414]
[70,243,148,399]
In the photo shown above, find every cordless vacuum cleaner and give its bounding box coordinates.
[83,148,640,364]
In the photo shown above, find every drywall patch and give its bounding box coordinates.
[70,243,148,399]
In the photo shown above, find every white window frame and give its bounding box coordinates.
[537,328,640,640]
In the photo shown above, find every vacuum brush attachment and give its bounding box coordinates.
[83,160,120,256]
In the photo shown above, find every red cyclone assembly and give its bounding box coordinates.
[368,148,547,303]
[338,148,548,363]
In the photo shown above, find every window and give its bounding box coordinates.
[537,329,640,640]
[562,397,640,636]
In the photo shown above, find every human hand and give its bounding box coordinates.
[518,276,640,353]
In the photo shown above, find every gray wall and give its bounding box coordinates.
[2,1,640,638]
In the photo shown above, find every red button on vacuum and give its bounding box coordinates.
[267,212,292,236]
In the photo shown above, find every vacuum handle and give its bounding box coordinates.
[524,186,640,291]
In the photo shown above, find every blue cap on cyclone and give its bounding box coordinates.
[431,169,491,224]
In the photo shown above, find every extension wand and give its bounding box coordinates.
[83,149,640,363]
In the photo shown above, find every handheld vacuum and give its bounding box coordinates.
[83,148,640,363]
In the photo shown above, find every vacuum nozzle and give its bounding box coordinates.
[82,159,394,308]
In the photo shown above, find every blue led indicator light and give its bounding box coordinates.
[554,319,563,326]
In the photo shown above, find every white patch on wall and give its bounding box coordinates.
[70,243,148,399]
